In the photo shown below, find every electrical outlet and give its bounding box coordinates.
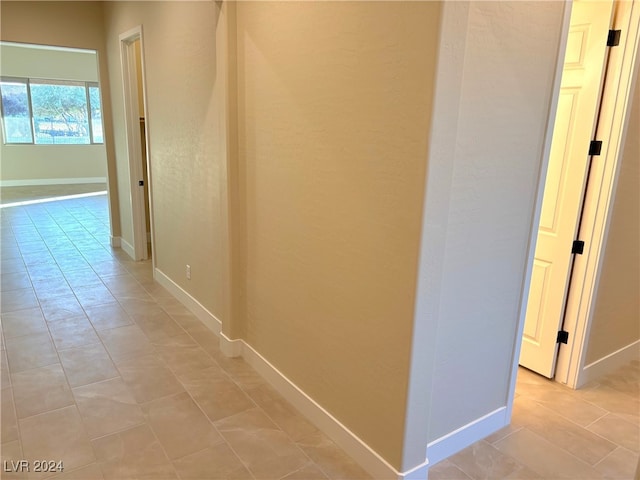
[186,264,191,280]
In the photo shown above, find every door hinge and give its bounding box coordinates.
[607,29,621,47]
[138,180,144,186]
[589,140,603,156]
[557,330,569,344]
[572,240,585,255]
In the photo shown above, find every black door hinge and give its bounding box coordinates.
[557,330,569,344]
[607,29,621,47]
[572,240,585,255]
[589,140,603,156]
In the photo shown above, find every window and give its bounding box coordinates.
[0,77,104,145]
[89,85,103,143]
[0,80,32,143]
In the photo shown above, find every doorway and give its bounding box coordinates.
[0,42,110,210]
[518,0,639,386]
[119,27,153,263]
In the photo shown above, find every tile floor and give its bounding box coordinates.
[1,191,639,480]
[0,193,369,480]
[430,364,640,480]
[0,184,107,206]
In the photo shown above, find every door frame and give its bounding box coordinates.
[119,25,154,263]
[514,0,640,392]
[554,0,640,388]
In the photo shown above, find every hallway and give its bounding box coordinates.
[0,193,370,480]
[1,194,638,480]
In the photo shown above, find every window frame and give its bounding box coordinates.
[0,77,34,144]
[87,82,103,144]
[0,76,104,146]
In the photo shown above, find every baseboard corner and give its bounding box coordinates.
[426,407,508,466]
[219,332,243,358]
[120,238,135,260]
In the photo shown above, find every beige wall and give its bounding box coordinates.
[0,43,107,184]
[0,0,593,472]
[103,1,225,314]
[586,68,640,364]
[234,1,441,468]
[0,0,119,234]
[0,145,106,184]
[1,43,99,81]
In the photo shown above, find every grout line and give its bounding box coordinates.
[7,194,635,480]
[583,412,610,430]
[591,446,621,470]
[5,194,126,480]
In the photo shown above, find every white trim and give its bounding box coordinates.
[110,236,121,248]
[506,0,573,419]
[555,0,640,388]
[119,26,149,262]
[0,41,96,55]
[402,461,429,480]
[406,1,469,475]
[137,31,155,269]
[153,268,222,335]
[0,190,107,209]
[426,407,508,468]
[219,335,413,480]
[0,177,106,187]
[219,332,242,358]
[120,237,135,261]
[151,266,423,479]
[580,340,640,386]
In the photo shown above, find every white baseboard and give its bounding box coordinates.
[110,236,121,248]
[120,238,135,261]
[579,340,640,387]
[153,268,222,335]
[0,177,107,187]
[403,461,429,480]
[426,407,508,466]
[150,269,427,479]
[220,335,420,480]
[219,332,243,358]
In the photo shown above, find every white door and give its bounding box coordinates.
[520,0,614,378]
[120,27,149,261]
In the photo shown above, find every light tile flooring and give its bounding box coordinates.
[1,191,639,480]
[430,364,640,480]
[0,184,108,206]
[0,193,370,480]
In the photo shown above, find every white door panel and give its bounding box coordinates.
[520,0,613,378]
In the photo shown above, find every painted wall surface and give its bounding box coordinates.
[0,0,120,235]
[586,70,640,364]
[0,145,106,183]
[425,1,565,442]
[235,1,441,468]
[0,43,107,184]
[0,43,99,81]
[103,1,225,315]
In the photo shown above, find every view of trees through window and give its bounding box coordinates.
[0,81,31,143]
[0,78,103,145]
